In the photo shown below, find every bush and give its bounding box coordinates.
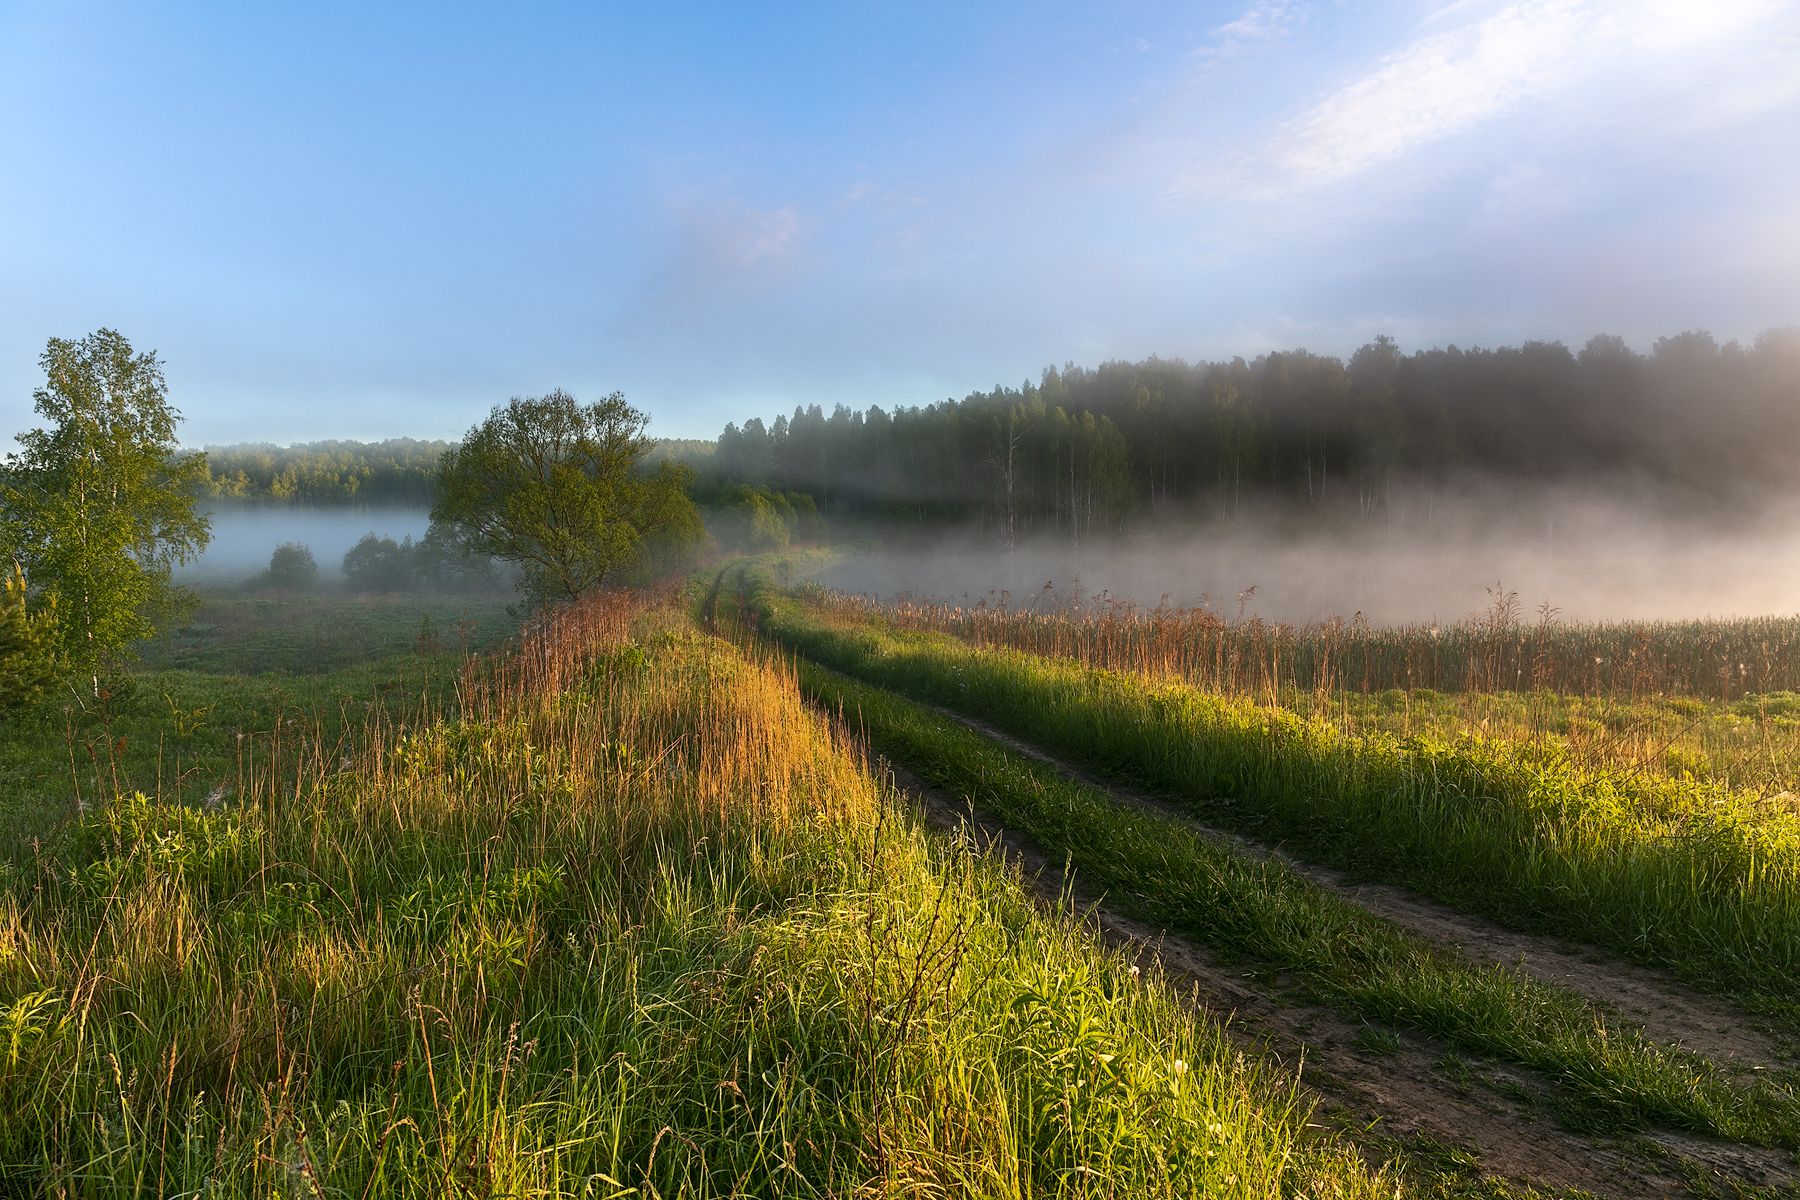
[0,566,63,710]
[265,542,319,589]
[342,533,413,592]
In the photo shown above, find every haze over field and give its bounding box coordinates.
[820,496,1800,626]
[4,3,1798,617]
[181,506,432,579]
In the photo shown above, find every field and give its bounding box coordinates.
[5,566,1800,1196]
[0,588,516,857]
[724,557,1800,1197]
[0,581,1414,1197]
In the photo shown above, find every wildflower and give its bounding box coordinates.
[1172,1059,1187,1076]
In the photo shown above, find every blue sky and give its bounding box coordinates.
[2,0,1796,445]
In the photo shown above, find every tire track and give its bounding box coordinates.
[876,749,1800,1199]
[921,696,1794,1076]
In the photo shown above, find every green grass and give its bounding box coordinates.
[796,658,1800,1151]
[0,593,1401,1197]
[141,586,517,674]
[746,569,1800,1020]
[0,588,514,858]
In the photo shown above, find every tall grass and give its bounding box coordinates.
[0,592,1391,1196]
[753,574,1800,1018]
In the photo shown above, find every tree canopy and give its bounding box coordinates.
[431,390,702,603]
[0,329,211,680]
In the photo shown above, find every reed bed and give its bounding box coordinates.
[0,592,1391,1197]
[828,586,1800,700]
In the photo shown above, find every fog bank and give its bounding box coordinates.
[820,496,1800,626]
[180,506,433,579]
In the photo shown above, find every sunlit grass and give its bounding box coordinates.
[0,589,1395,1196]
[796,661,1800,1149]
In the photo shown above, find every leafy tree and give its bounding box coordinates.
[0,330,210,682]
[431,390,702,603]
[712,487,792,552]
[264,542,319,589]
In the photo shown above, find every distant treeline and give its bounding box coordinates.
[201,436,717,506]
[702,330,1800,543]
[203,439,448,505]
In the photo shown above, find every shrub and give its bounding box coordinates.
[708,486,826,552]
[265,542,319,589]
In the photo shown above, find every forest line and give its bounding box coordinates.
[200,330,1800,546]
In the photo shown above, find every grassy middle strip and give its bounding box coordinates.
[797,659,1800,1152]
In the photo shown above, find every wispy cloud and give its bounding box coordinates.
[1215,1,1301,47]
[1197,0,1304,63]
[1167,0,1798,202]
[1271,1,1586,186]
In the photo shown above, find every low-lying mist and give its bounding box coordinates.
[820,492,1800,626]
[180,506,433,580]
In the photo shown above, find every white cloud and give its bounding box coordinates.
[1166,0,1800,202]
[1270,1,1587,186]
[1216,0,1300,45]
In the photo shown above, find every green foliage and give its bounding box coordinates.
[799,661,1800,1150]
[0,598,1396,1197]
[705,331,1800,533]
[262,542,318,590]
[341,532,414,592]
[431,390,704,604]
[0,587,515,856]
[706,485,826,552]
[0,329,210,676]
[0,566,62,711]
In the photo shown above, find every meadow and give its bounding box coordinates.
[0,588,516,858]
[0,580,1415,1197]
[720,556,1800,1193]
[822,588,1800,795]
[7,563,1800,1196]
